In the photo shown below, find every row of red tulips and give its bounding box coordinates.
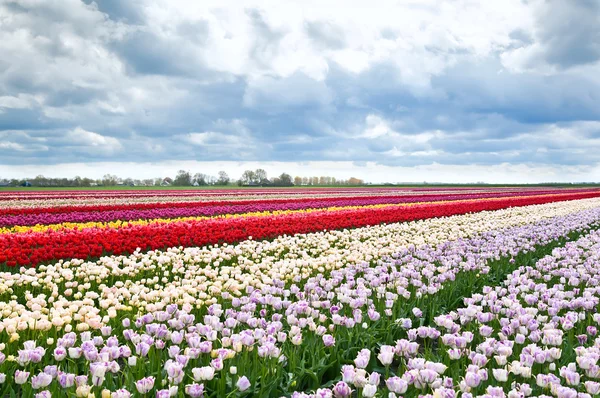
[2,191,599,268]
[0,190,580,222]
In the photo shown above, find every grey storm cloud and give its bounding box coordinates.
[0,0,600,172]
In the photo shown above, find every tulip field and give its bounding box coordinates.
[3,187,600,398]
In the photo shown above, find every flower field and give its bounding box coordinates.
[2,187,600,397]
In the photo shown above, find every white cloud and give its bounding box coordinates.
[361,114,441,146]
[0,142,26,151]
[0,94,39,110]
[182,131,243,147]
[65,127,122,151]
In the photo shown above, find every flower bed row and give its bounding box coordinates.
[0,187,520,200]
[2,192,600,268]
[0,191,468,211]
[0,188,554,212]
[0,188,594,215]
[0,190,585,226]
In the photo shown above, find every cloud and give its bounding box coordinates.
[0,0,599,182]
[66,127,122,149]
[536,0,600,68]
[304,20,346,50]
[243,73,333,111]
[501,0,600,71]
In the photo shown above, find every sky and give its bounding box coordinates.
[0,0,599,183]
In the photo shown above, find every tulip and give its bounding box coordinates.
[322,334,335,347]
[332,381,352,397]
[377,345,395,366]
[386,377,408,394]
[184,383,205,398]
[363,384,377,397]
[492,369,508,382]
[15,370,30,385]
[236,376,251,392]
[192,366,215,382]
[31,372,52,389]
[135,376,155,394]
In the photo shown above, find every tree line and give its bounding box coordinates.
[168,169,364,187]
[0,170,365,187]
[0,172,232,187]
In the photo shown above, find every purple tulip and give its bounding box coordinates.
[236,376,251,392]
[322,334,335,347]
[332,381,352,397]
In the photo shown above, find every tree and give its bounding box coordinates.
[102,174,118,186]
[173,170,192,186]
[217,171,230,186]
[255,169,268,184]
[193,173,209,186]
[348,177,363,185]
[278,173,293,186]
[271,173,293,186]
[294,176,302,186]
[206,175,217,185]
[32,175,47,187]
[241,170,256,185]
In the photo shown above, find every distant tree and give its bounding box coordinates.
[302,177,309,185]
[102,174,118,186]
[193,173,209,186]
[278,173,293,186]
[217,171,230,186]
[312,176,319,185]
[255,169,268,184]
[154,178,163,186]
[270,173,292,186]
[241,170,256,185]
[173,170,192,186]
[206,175,217,185]
[32,175,47,187]
[319,176,327,185]
[348,177,363,185]
[294,176,302,186]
